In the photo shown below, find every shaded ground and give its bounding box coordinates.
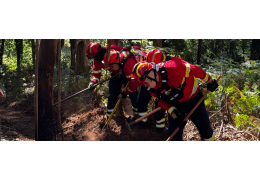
[1,94,259,141]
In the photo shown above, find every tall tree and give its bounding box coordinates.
[15,39,23,69]
[70,39,76,71]
[150,39,162,47]
[0,39,5,66]
[31,39,35,67]
[250,39,260,60]
[38,39,58,141]
[75,39,87,75]
[61,39,65,49]
[111,39,119,45]
[197,39,202,64]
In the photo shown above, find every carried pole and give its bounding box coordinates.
[166,75,222,141]
[53,75,118,106]
[128,107,162,126]
[102,82,129,131]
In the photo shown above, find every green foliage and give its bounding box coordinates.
[204,59,260,132]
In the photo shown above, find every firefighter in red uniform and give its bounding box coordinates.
[134,49,172,130]
[132,49,219,140]
[119,46,159,128]
[86,42,123,87]
[86,42,139,121]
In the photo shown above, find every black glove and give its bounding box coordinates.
[121,91,127,99]
[170,108,187,129]
[176,114,187,129]
[207,79,219,92]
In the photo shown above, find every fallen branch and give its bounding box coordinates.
[218,120,224,139]
[209,104,226,119]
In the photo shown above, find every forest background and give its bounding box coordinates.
[1,39,260,136]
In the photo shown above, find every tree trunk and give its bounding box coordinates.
[38,39,58,141]
[242,39,245,61]
[57,39,64,140]
[151,39,162,47]
[111,39,119,45]
[0,39,5,66]
[34,39,39,141]
[31,39,35,68]
[250,39,260,60]
[197,39,202,64]
[86,39,90,71]
[70,39,76,71]
[15,39,23,69]
[75,39,87,75]
[61,39,64,48]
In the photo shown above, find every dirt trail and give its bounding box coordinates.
[1,95,259,141]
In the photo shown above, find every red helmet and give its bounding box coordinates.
[104,50,121,66]
[120,48,145,62]
[132,62,154,86]
[86,42,101,58]
[146,49,166,63]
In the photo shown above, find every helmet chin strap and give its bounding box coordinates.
[146,69,157,84]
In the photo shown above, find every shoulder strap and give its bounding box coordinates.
[159,62,168,90]
[147,62,170,96]
[166,56,172,61]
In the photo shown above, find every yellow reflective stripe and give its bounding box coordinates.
[168,106,175,115]
[123,51,127,58]
[202,73,209,82]
[108,51,117,61]
[132,106,137,111]
[156,118,165,124]
[181,77,185,85]
[152,51,160,62]
[107,109,113,112]
[156,124,165,128]
[203,132,215,141]
[142,118,147,122]
[136,63,147,77]
[139,112,147,116]
[185,63,190,77]
[93,70,101,74]
[189,77,199,98]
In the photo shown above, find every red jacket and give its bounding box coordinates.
[91,45,123,83]
[121,46,147,94]
[149,57,212,112]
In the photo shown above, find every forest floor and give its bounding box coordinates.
[1,93,259,141]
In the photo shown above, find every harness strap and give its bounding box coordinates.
[148,62,186,100]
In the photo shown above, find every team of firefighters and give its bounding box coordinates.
[86,42,219,141]
[0,41,219,141]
